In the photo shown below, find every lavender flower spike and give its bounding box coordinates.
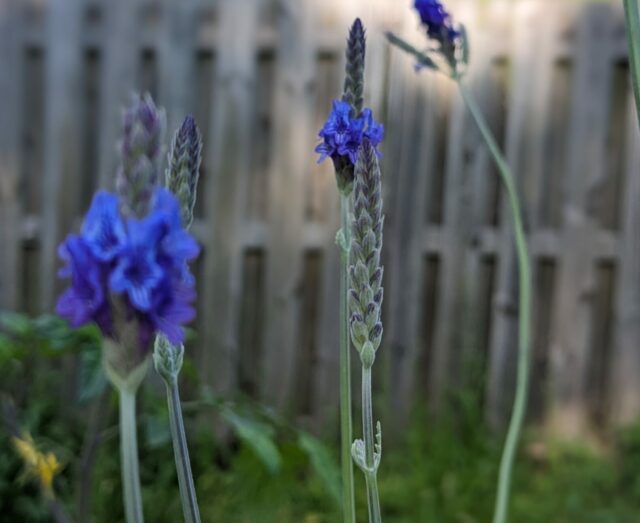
[154,116,204,523]
[116,93,167,218]
[342,18,366,118]
[349,139,384,522]
[165,116,202,229]
[349,140,384,363]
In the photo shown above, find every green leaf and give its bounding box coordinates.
[145,412,171,449]
[298,432,342,507]
[0,312,32,335]
[221,407,281,474]
[77,348,107,404]
[385,31,438,71]
[459,24,470,68]
[0,334,24,365]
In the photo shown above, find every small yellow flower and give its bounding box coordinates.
[12,433,63,498]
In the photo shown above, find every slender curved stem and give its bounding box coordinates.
[362,366,381,523]
[166,379,201,523]
[624,0,640,129]
[118,387,145,523]
[339,192,356,523]
[456,79,531,523]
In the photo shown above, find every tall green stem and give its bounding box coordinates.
[362,366,381,523]
[118,387,145,523]
[624,0,640,128]
[456,79,531,523]
[166,379,201,523]
[339,192,356,523]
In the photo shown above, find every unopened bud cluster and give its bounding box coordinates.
[165,116,202,229]
[116,93,167,217]
[348,139,384,368]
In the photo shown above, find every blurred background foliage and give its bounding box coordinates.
[3,312,640,522]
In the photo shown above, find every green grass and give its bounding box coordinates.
[4,398,640,523]
[2,313,640,522]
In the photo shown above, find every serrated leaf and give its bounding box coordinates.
[298,432,342,507]
[221,407,281,474]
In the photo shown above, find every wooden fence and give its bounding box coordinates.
[0,0,638,438]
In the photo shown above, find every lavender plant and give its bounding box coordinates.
[56,94,199,523]
[315,18,384,523]
[387,3,531,523]
[153,115,203,523]
[349,139,384,523]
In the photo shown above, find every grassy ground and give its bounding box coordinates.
[2,314,640,522]
[4,396,640,523]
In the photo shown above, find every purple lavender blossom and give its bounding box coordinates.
[414,0,460,41]
[413,0,462,69]
[56,187,199,350]
[315,100,384,167]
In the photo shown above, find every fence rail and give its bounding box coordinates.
[0,0,638,437]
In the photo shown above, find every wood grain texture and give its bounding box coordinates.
[0,0,637,435]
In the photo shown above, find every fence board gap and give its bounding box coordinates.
[587,260,616,429]
[192,49,216,222]
[293,251,323,421]
[529,257,557,422]
[238,248,266,399]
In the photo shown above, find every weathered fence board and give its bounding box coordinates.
[201,0,260,399]
[39,0,83,312]
[548,3,615,437]
[0,0,22,312]
[1,0,638,436]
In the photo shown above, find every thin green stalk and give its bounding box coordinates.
[456,79,531,523]
[362,366,381,523]
[166,379,201,523]
[118,387,145,523]
[339,192,356,523]
[624,0,640,128]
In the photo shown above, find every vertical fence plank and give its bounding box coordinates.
[38,0,83,312]
[454,1,504,402]
[486,1,553,429]
[547,3,613,436]
[313,65,343,427]
[158,0,196,135]
[379,5,421,421]
[610,89,640,425]
[426,66,472,410]
[385,43,436,426]
[0,0,22,311]
[97,0,139,190]
[200,0,260,397]
[261,0,315,408]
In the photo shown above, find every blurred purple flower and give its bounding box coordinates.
[56,187,199,350]
[414,0,460,43]
[116,93,166,218]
